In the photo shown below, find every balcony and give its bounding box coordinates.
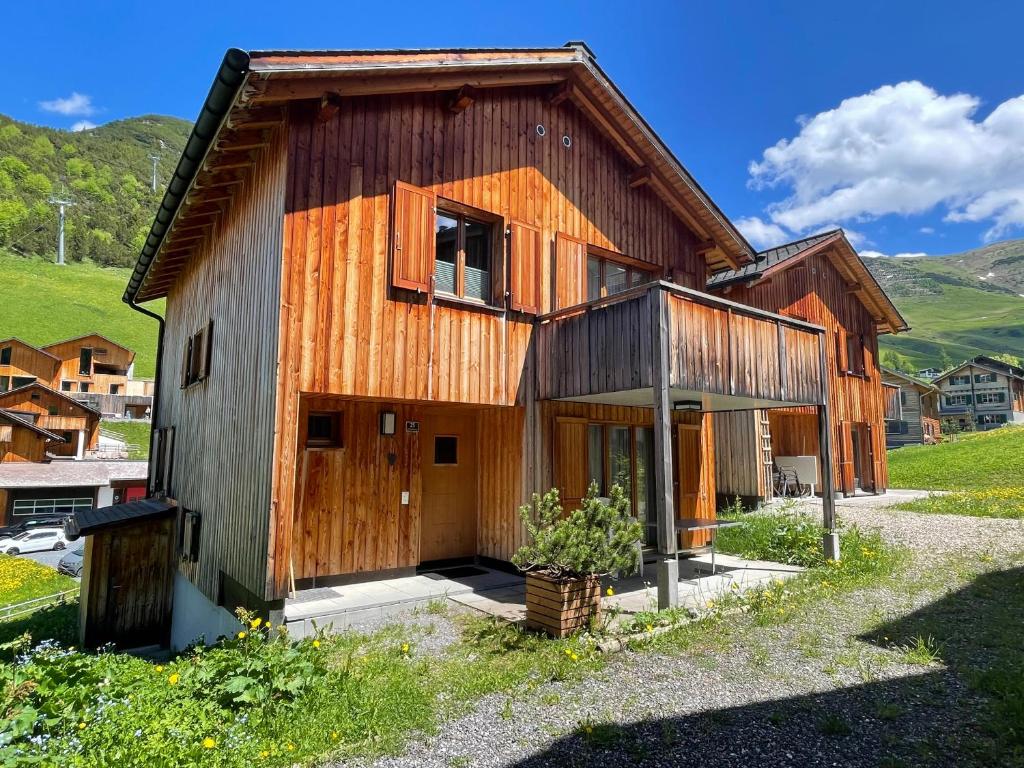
[536,281,826,410]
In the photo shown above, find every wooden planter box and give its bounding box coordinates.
[524,573,601,638]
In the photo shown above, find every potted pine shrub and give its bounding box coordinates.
[513,483,642,638]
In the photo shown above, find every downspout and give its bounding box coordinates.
[125,299,164,494]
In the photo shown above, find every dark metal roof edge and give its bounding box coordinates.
[123,48,251,304]
[65,498,175,540]
[0,409,66,442]
[0,381,103,416]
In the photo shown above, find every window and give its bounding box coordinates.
[78,348,92,376]
[47,405,58,416]
[12,497,92,516]
[0,376,8,393]
[978,413,1006,426]
[584,423,656,544]
[886,420,909,435]
[151,426,175,495]
[306,412,342,449]
[946,394,971,407]
[845,333,865,375]
[60,381,72,392]
[949,375,971,386]
[79,382,90,393]
[12,376,34,389]
[434,436,458,465]
[109,384,120,395]
[30,392,40,401]
[434,207,496,303]
[180,321,213,388]
[976,391,1006,405]
[586,253,653,301]
[975,373,997,383]
[0,346,10,365]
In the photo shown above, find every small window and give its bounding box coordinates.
[845,334,865,375]
[181,322,213,388]
[60,381,72,392]
[109,384,120,395]
[30,392,40,401]
[12,376,34,389]
[0,376,8,392]
[0,347,10,365]
[79,382,90,393]
[79,348,93,376]
[47,405,58,416]
[433,205,497,304]
[975,373,997,383]
[585,252,653,301]
[434,436,458,465]
[306,412,342,449]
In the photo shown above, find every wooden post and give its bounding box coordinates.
[817,332,839,561]
[650,285,675,556]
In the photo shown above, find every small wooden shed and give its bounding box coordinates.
[65,498,176,649]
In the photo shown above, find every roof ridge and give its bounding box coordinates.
[757,228,843,256]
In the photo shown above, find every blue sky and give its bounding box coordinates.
[6,0,1024,258]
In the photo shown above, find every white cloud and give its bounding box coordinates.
[734,216,789,250]
[748,81,1024,240]
[919,226,935,234]
[70,120,96,132]
[860,250,927,259]
[39,92,96,116]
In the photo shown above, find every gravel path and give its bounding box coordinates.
[340,506,1024,768]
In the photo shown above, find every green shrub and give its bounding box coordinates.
[513,483,643,580]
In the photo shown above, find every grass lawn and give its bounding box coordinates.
[0,251,162,378]
[101,419,151,459]
[0,555,77,608]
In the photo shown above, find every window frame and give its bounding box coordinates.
[432,199,503,306]
[78,347,93,376]
[305,412,342,450]
[180,321,214,389]
[585,248,657,302]
[0,346,10,365]
[433,435,459,466]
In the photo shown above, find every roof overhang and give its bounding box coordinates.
[65,497,174,540]
[0,382,103,417]
[0,409,65,442]
[40,333,136,364]
[125,43,754,303]
[881,367,937,393]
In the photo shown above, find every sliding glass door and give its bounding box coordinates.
[585,423,657,546]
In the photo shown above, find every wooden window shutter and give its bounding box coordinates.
[509,220,542,314]
[838,421,854,493]
[199,320,214,380]
[554,232,586,310]
[180,337,192,389]
[835,330,848,374]
[553,418,588,512]
[390,181,435,293]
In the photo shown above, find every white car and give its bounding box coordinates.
[0,528,67,555]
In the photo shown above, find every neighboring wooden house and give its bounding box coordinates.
[934,356,1024,431]
[0,382,101,459]
[0,408,65,463]
[707,230,908,500]
[881,368,941,447]
[113,44,837,647]
[41,333,135,397]
[0,338,60,392]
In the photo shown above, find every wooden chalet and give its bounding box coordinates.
[0,382,101,460]
[881,368,941,447]
[0,408,65,463]
[707,230,908,501]
[0,338,60,392]
[119,44,839,643]
[41,333,135,397]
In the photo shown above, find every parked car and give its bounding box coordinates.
[57,541,85,577]
[0,517,67,539]
[0,528,67,555]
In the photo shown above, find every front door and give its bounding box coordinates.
[419,411,478,563]
[851,426,864,490]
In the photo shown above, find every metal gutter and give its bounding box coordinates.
[123,47,251,304]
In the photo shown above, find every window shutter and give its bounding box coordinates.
[835,330,848,374]
[180,338,191,389]
[390,181,435,293]
[509,220,542,314]
[163,426,175,496]
[199,320,214,380]
[554,232,586,309]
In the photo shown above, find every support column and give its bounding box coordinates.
[650,286,677,608]
[76,429,85,461]
[817,333,839,561]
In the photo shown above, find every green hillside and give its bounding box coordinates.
[866,247,1024,371]
[0,113,191,268]
[0,251,161,377]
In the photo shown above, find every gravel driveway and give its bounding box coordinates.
[342,504,1024,768]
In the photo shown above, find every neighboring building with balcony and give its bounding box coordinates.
[933,356,1024,431]
[881,368,941,447]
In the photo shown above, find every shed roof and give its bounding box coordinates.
[0,460,148,490]
[126,43,756,303]
[40,333,136,363]
[706,229,909,335]
[65,497,174,540]
[0,338,61,364]
[0,409,65,442]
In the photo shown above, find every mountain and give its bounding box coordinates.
[0,113,191,268]
[865,241,1024,371]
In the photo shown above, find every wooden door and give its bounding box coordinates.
[419,411,479,563]
[677,416,715,548]
[553,418,588,511]
[838,421,855,495]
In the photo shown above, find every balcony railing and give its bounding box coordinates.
[536,281,826,408]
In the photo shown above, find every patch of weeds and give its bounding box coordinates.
[875,702,904,721]
[879,756,909,768]
[659,719,677,745]
[749,646,770,668]
[768,709,789,727]
[424,598,450,616]
[540,692,561,706]
[795,630,823,659]
[898,635,942,666]
[498,697,514,720]
[448,757,471,768]
[576,715,626,749]
[818,712,852,736]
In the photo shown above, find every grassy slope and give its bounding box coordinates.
[101,419,151,459]
[0,251,161,377]
[0,555,76,608]
[887,426,1024,490]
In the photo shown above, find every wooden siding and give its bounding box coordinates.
[713,411,768,501]
[44,334,134,393]
[0,386,99,455]
[154,128,287,604]
[269,86,706,597]
[0,340,58,385]
[714,249,890,495]
[0,423,49,462]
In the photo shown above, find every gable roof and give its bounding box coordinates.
[40,333,135,362]
[935,357,1024,385]
[0,338,61,364]
[125,43,755,303]
[0,382,102,416]
[0,409,65,442]
[881,367,938,393]
[706,229,909,335]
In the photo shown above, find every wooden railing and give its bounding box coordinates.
[536,281,826,406]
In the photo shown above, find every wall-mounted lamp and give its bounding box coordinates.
[672,400,702,412]
[380,410,397,436]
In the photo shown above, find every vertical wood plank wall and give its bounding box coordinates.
[0,386,99,455]
[44,335,134,392]
[0,424,49,462]
[713,411,766,500]
[716,251,889,495]
[271,86,705,597]
[155,129,287,604]
[0,340,58,384]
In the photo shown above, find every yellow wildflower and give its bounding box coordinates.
[570,652,579,661]
[202,737,216,749]
[260,750,269,758]
[564,648,572,656]
[606,586,614,597]
[238,631,247,639]
[401,642,410,654]
[286,743,295,751]
[78,722,86,730]
[154,665,164,673]
[330,731,339,741]
[250,617,262,629]
[646,623,654,632]
[584,725,593,734]
[313,639,321,649]
[167,673,180,685]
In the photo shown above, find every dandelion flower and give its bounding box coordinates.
[286,743,295,751]
[155,665,164,673]
[260,750,269,758]
[570,652,579,661]
[330,731,339,741]
[313,639,321,649]
[606,586,614,597]
[250,617,262,629]
[238,631,247,639]
[584,725,593,734]
[564,648,572,656]
[646,623,654,632]
[167,673,180,685]
[78,722,86,730]
[202,737,216,749]
[401,643,410,654]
